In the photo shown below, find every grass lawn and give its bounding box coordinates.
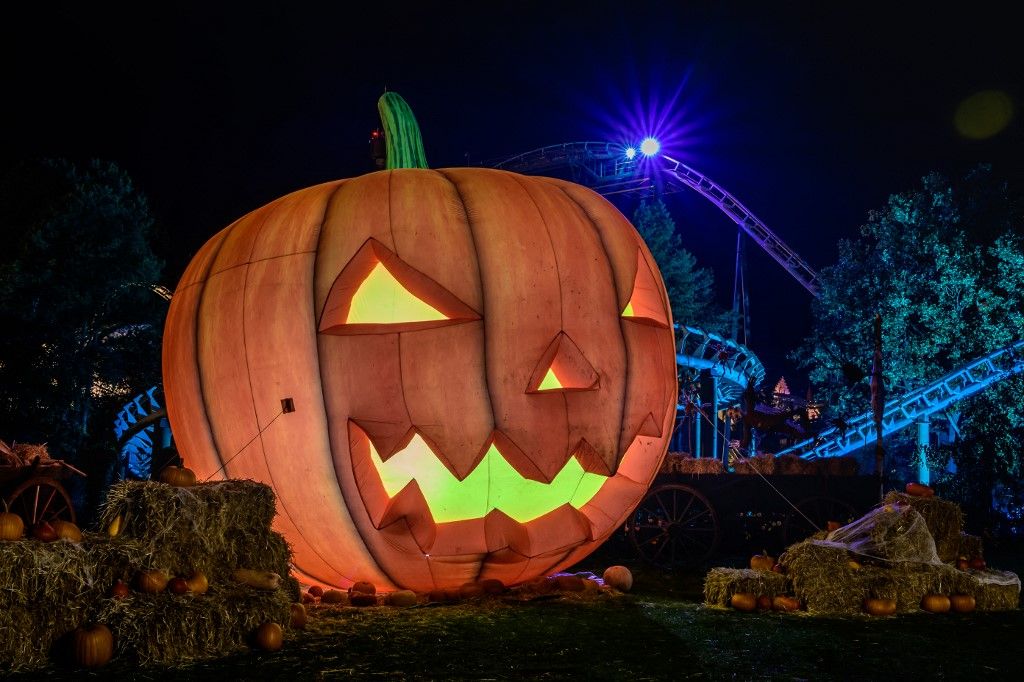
[8,540,1022,681]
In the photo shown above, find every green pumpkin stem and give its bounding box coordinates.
[377,92,429,170]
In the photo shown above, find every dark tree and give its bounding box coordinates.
[0,159,165,515]
[632,197,729,332]
[793,166,1024,521]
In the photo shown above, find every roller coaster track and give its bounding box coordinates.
[660,156,821,297]
[676,325,765,406]
[775,340,1024,460]
[486,143,822,297]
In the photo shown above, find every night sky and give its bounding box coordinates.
[3,2,1021,389]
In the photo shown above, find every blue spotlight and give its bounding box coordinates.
[639,137,661,157]
[624,146,637,160]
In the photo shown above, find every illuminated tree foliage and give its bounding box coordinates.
[0,160,164,472]
[794,166,1024,514]
[631,197,728,332]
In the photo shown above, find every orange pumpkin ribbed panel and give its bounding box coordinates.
[245,252,387,588]
[542,180,643,313]
[524,176,627,475]
[391,171,493,480]
[162,284,219,478]
[249,181,342,262]
[441,168,570,484]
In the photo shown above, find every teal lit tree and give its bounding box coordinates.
[793,166,1024,521]
[0,159,165,516]
[631,197,729,332]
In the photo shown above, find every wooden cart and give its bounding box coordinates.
[625,468,880,569]
[1,459,79,526]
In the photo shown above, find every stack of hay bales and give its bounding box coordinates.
[704,492,1020,615]
[733,453,775,475]
[661,453,724,475]
[0,479,297,671]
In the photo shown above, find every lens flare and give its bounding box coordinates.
[639,137,661,156]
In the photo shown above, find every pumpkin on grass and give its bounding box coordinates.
[73,623,114,668]
[950,593,976,613]
[730,593,757,612]
[162,92,677,592]
[253,622,283,652]
[290,603,308,628]
[863,597,897,616]
[603,565,633,592]
[921,593,951,613]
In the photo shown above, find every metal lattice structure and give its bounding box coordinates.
[776,340,1024,460]
[676,325,765,406]
[660,156,820,297]
[486,143,821,297]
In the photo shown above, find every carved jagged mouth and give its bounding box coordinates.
[352,424,608,524]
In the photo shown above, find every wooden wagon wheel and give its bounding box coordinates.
[627,484,720,569]
[782,495,857,545]
[5,476,76,526]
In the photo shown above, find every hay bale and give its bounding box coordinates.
[0,535,150,671]
[0,534,148,608]
[957,533,984,561]
[98,480,291,582]
[3,480,299,671]
[882,492,963,562]
[703,568,791,607]
[676,456,724,475]
[774,454,812,475]
[733,453,774,475]
[96,586,292,666]
[779,540,967,614]
[967,570,1021,611]
[11,443,52,463]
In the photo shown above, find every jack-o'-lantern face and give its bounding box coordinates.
[163,98,676,592]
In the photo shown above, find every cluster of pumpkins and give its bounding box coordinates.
[730,549,980,617]
[73,566,305,668]
[302,565,635,608]
[0,505,82,544]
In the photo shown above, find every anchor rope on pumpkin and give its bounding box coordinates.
[202,409,285,482]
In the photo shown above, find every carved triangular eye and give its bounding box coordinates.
[320,238,481,335]
[527,332,599,393]
[620,250,669,328]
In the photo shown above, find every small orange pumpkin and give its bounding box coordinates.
[31,521,58,542]
[921,593,951,613]
[772,595,800,612]
[135,569,170,594]
[321,589,347,604]
[290,603,308,628]
[159,465,197,487]
[254,622,283,652]
[386,589,418,607]
[863,597,897,616]
[730,592,757,612]
[756,595,773,610]
[349,581,376,596]
[603,565,633,592]
[72,623,114,668]
[950,593,976,613]
[350,592,378,606]
[750,551,776,572]
[0,504,24,541]
[185,570,209,595]
[52,520,82,542]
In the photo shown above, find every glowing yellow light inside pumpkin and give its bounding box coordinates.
[369,434,606,523]
[537,368,564,391]
[622,302,635,317]
[346,262,448,324]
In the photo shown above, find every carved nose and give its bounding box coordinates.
[526,332,599,393]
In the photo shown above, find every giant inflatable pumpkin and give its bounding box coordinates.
[163,94,677,591]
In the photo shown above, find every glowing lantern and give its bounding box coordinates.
[162,93,677,591]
